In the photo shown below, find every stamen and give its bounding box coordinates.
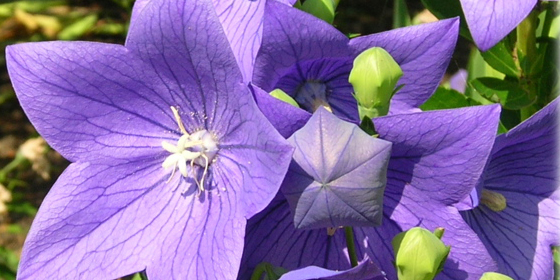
[162,107,218,194]
[480,189,507,212]
[171,106,187,135]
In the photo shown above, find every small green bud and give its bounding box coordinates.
[480,189,507,212]
[270,89,300,108]
[392,227,450,280]
[299,0,338,24]
[349,47,403,119]
[479,272,514,280]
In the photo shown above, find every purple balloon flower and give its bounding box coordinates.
[460,0,537,51]
[239,105,502,280]
[7,0,293,279]
[252,1,459,134]
[283,107,392,229]
[460,98,559,279]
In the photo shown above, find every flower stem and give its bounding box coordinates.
[344,226,359,267]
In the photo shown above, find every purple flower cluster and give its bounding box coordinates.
[6,0,558,279]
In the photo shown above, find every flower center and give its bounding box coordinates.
[162,107,218,193]
[294,81,333,113]
[480,189,507,212]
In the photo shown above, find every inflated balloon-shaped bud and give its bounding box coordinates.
[479,272,514,280]
[392,227,450,280]
[270,89,300,108]
[349,47,403,119]
[299,0,339,24]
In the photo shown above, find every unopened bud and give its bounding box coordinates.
[270,89,300,108]
[392,227,450,280]
[299,0,338,24]
[349,47,403,119]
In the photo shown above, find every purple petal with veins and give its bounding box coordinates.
[461,98,559,279]
[7,0,293,279]
[460,0,537,51]
[253,1,459,128]
[240,105,501,280]
[283,107,392,229]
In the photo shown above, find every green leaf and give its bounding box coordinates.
[420,87,480,111]
[481,40,520,77]
[470,77,535,110]
[393,0,411,28]
[420,0,472,40]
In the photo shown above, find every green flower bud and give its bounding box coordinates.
[348,47,403,119]
[480,189,507,212]
[479,272,514,280]
[270,89,300,108]
[392,227,450,280]
[299,0,338,24]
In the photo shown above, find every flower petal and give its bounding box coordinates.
[212,0,265,83]
[461,98,559,279]
[279,256,386,280]
[349,18,460,114]
[253,0,350,91]
[125,0,248,132]
[283,108,392,228]
[6,42,178,162]
[373,105,501,204]
[146,171,248,279]
[366,185,498,280]
[18,160,171,279]
[251,84,311,138]
[460,0,537,51]
[240,195,358,279]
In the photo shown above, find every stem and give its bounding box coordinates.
[344,227,359,267]
[0,154,26,184]
[517,10,538,67]
[250,263,268,280]
[540,2,556,42]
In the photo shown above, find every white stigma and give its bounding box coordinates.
[162,107,218,193]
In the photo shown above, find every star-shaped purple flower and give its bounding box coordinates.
[239,105,502,280]
[460,98,559,279]
[252,1,459,136]
[7,0,293,279]
[282,107,392,229]
[460,0,537,51]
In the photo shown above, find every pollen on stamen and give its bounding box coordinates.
[162,106,219,194]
